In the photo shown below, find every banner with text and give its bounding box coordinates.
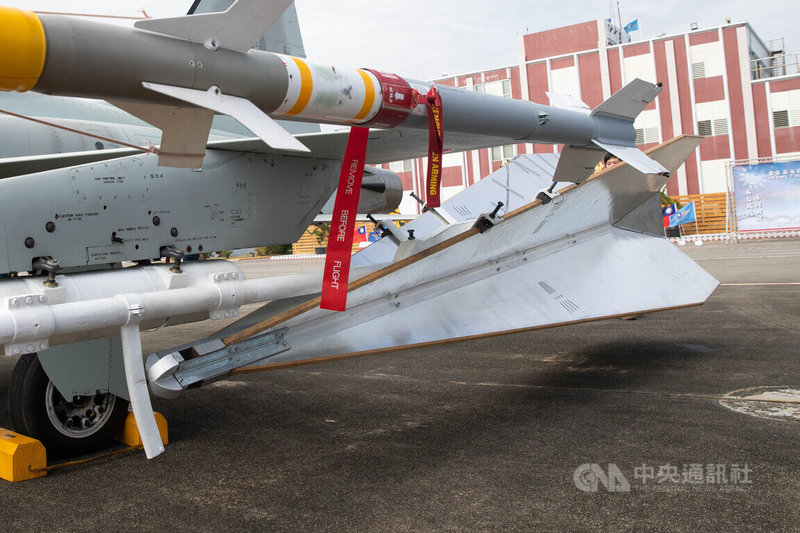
[732,160,800,232]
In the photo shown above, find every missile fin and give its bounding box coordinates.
[590,78,662,121]
[592,139,670,175]
[143,82,310,153]
[135,0,294,52]
[551,145,606,184]
[110,100,213,168]
[546,93,591,114]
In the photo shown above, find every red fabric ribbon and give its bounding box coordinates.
[421,87,444,208]
[320,126,370,311]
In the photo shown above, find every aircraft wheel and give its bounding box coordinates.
[7,353,129,458]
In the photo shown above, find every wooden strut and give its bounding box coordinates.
[222,135,692,349]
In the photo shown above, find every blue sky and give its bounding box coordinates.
[4,0,798,80]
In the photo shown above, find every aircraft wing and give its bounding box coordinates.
[0,127,514,179]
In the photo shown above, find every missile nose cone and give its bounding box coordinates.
[0,7,46,92]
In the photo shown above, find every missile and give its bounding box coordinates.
[0,2,667,178]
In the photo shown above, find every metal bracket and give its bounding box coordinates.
[146,328,290,397]
[209,271,243,320]
[4,294,53,356]
[536,187,561,205]
[472,202,504,234]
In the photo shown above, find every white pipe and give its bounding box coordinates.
[0,261,388,350]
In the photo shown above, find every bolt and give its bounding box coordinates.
[39,343,47,350]
[38,295,46,303]
[25,296,33,305]
[26,345,34,352]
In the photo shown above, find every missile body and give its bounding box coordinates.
[0,7,659,172]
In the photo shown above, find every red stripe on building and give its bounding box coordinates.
[479,150,489,181]
[699,135,731,160]
[578,52,604,108]
[769,78,800,92]
[437,78,456,87]
[526,62,549,103]
[775,126,800,154]
[442,166,463,188]
[523,20,599,62]
[671,37,700,194]
[607,48,623,93]
[622,42,650,57]
[688,30,719,46]
[751,83,772,158]
[510,67,522,99]
[484,68,508,82]
[551,56,574,70]
[398,171,413,190]
[723,26,748,160]
[652,40,674,139]
[656,40,681,196]
[693,76,725,103]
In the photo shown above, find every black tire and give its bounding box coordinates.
[8,353,129,458]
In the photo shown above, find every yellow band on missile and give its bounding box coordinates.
[286,57,313,116]
[0,7,46,92]
[352,69,376,122]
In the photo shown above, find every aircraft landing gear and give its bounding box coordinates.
[7,353,129,458]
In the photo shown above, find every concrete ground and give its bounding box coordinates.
[0,239,798,531]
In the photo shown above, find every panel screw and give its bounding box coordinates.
[170,227,178,237]
[24,237,34,248]
[45,221,56,233]
[152,216,160,226]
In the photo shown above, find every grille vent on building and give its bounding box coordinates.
[691,62,706,79]
[697,120,712,136]
[773,110,789,128]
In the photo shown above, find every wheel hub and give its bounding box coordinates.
[44,383,117,438]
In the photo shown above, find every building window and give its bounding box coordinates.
[491,145,515,161]
[773,110,790,128]
[475,79,511,98]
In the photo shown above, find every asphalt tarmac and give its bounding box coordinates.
[0,239,798,532]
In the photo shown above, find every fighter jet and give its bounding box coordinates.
[0,1,717,460]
